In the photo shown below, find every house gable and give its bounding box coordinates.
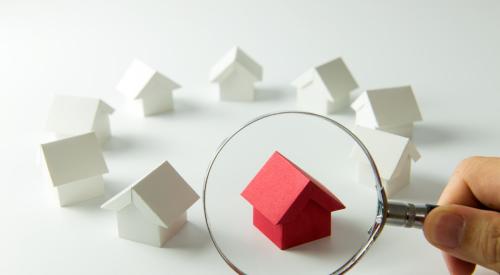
[139,72,180,100]
[116,59,156,100]
[281,200,331,249]
[210,46,262,83]
[351,127,420,180]
[241,151,345,225]
[102,161,199,228]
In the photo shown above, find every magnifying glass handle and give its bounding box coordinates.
[386,201,438,229]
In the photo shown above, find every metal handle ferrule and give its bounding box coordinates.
[386,201,437,229]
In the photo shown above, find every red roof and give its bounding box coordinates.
[241,151,345,225]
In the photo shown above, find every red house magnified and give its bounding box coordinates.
[241,151,346,250]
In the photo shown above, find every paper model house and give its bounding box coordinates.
[40,132,108,206]
[101,161,199,247]
[209,46,263,101]
[351,126,420,197]
[46,95,114,144]
[292,58,358,113]
[116,59,181,116]
[351,86,422,138]
[241,151,345,250]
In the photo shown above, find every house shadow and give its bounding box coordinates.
[103,178,128,199]
[163,222,211,250]
[173,98,202,116]
[104,133,166,155]
[102,135,135,153]
[412,124,460,146]
[391,173,445,203]
[61,195,108,213]
[148,98,202,118]
[254,86,295,102]
[287,216,370,262]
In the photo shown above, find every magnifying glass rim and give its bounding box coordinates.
[202,110,390,275]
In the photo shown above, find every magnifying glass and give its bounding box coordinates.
[203,111,437,274]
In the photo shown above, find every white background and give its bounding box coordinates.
[1,1,499,274]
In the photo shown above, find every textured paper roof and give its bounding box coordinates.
[351,86,422,127]
[102,161,199,228]
[292,57,358,99]
[41,132,108,186]
[46,95,114,135]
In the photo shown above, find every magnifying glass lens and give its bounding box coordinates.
[204,112,381,274]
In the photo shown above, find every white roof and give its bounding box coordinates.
[292,57,358,99]
[116,59,181,100]
[351,86,422,127]
[209,46,263,82]
[101,161,199,228]
[351,126,420,180]
[41,132,108,186]
[46,95,114,135]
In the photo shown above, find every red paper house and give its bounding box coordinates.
[241,151,345,250]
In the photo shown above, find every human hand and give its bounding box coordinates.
[423,157,500,274]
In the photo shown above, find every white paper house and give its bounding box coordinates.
[41,132,108,206]
[351,86,422,138]
[46,95,114,144]
[209,46,263,101]
[116,59,181,116]
[101,161,199,247]
[292,58,358,113]
[351,126,420,198]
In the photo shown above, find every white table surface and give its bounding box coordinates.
[1,1,499,274]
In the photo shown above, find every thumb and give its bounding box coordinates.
[423,205,500,272]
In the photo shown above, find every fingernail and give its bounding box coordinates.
[432,212,465,249]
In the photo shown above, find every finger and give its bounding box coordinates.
[439,156,500,209]
[424,204,500,272]
[442,253,475,275]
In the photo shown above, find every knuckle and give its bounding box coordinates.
[481,218,500,265]
[454,156,483,176]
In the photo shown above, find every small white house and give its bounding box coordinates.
[101,161,199,247]
[41,132,108,206]
[351,86,422,138]
[46,95,114,145]
[351,126,420,198]
[116,59,181,116]
[292,57,358,114]
[209,46,263,101]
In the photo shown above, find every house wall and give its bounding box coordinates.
[329,95,350,112]
[354,105,378,129]
[218,65,255,101]
[56,175,104,206]
[116,205,186,247]
[141,91,173,116]
[385,157,412,197]
[296,80,331,114]
[253,208,284,248]
[281,200,331,249]
[252,200,331,250]
[159,212,187,245]
[117,204,165,247]
[357,157,412,198]
[356,162,378,188]
[92,115,111,144]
